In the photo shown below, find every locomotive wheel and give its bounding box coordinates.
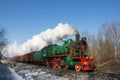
[57,58,61,69]
[45,59,49,67]
[46,61,49,67]
[52,58,57,68]
[75,64,81,71]
[61,58,67,68]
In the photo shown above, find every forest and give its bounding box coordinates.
[83,21,120,64]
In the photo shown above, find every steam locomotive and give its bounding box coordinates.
[11,33,95,71]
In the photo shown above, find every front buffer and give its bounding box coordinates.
[75,57,95,71]
[66,56,95,71]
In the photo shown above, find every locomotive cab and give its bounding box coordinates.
[68,33,88,57]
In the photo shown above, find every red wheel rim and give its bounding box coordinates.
[75,64,81,71]
[46,61,49,67]
[58,65,61,69]
[52,58,57,68]
[53,61,57,68]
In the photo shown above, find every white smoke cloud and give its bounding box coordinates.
[2,23,78,58]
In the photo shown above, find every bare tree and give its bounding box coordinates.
[0,27,7,61]
[80,22,120,64]
[96,22,120,63]
[110,22,120,59]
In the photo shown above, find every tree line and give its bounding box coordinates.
[85,22,120,64]
[0,27,7,61]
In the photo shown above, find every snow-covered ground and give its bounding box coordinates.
[4,61,120,80]
[9,66,89,80]
[7,65,69,80]
[11,69,89,80]
[12,68,70,80]
[7,62,90,80]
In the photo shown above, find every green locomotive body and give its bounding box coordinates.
[34,39,73,61]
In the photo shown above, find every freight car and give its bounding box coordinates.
[12,33,95,71]
[10,51,36,63]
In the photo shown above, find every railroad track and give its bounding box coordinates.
[100,72,120,78]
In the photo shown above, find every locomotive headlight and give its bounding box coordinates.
[86,56,88,59]
[90,57,92,59]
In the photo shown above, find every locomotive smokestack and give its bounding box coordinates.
[75,33,80,41]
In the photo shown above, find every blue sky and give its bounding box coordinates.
[0,0,120,44]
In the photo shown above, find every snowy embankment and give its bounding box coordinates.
[0,62,22,80]
[9,68,23,80]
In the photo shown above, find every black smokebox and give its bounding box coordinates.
[75,33,80,41]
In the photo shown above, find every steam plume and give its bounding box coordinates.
[2,23,78,58]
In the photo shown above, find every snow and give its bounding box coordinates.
[8,66,69,80]
[21,70,69,80]
[6,62,90,80]
[9,68,23,80]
